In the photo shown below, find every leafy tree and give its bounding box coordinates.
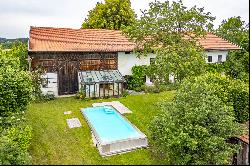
[82,0,136,30]
[0,42,29,71]
[123,0,215,83]
[150,74,243,164]
[216,17,249,81]
[178,73,249,123]
[0,44,33,165]
[224,51,249,82]
[0,46,32,127]
[0,59,32,118]
[216,16,249,51]
[148,44,207,83]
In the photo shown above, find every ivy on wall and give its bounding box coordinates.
[126,65,148,91]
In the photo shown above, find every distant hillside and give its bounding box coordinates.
[0,37,28,49]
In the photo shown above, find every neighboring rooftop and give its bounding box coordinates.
[29,26,240,52]
[238,121,249,144]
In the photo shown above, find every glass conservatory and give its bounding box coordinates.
[78,70,125,98]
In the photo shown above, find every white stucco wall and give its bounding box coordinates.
[205,50,228,63]
[118,52,156,76]
[118,50,229,76]
[118,50,229,85]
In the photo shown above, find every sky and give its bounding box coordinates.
[0,0,249,39]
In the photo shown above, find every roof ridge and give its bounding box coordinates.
[29,26,241,52]
[30,36,135,46]
[30,34,133,44]
[30,26,121,32]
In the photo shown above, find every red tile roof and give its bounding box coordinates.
[29,26,240,52]
[238,121,249,144]
[239,134,249,144]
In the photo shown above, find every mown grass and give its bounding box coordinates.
[26,91,175,165]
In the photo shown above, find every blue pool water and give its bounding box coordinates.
[81,106,141,143]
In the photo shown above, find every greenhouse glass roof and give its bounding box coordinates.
[79,70,125,84]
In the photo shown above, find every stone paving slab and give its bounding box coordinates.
[66,118,82,128]
[64,111,72,115]
[92,101,132,114]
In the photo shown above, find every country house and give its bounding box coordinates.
[28,26,240,97]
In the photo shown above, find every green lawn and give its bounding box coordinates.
[26,91,175,165]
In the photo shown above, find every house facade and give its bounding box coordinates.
[28,26,240,97]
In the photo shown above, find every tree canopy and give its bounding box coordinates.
[216,17,249,81]
[82,0,136,30]
[150,73,244,165]
[0,43,33,165]
[216,16,249,51]
[123,0,215,83]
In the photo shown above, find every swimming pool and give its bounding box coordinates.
[81,106,148,156]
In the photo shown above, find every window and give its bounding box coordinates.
[208,56,212,62]
[150,58,156,65]
[41,76,49,88]
[103,58,117,70]
[79,57,117,71]
[80,59,101,70]
[218,55,222,62]
[125,52,131,54]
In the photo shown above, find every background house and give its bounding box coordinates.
[28,26,240,97]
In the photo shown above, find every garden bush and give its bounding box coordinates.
[75,85,86,100]
[5,125,32,152]
[126,65,148,91]
[143,85,160,93]
[0,66,33,117]
[0,138,29,165]
[30,69,44,100]
[206,62,226,73]
[39,94,56,101]
[178,73,249,123]
[0,46,33,165]
[143,83,178,94]
[150,81,243,164]
[0,42,28,71]
[227,80,249,123]
[224,50,249,82]
[121,90,129,97]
